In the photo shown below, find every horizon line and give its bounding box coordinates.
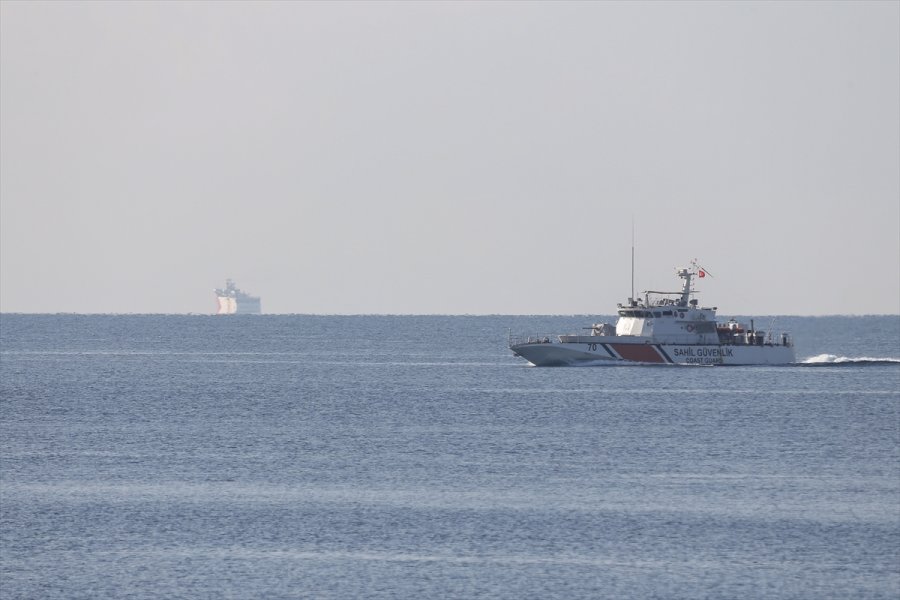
[2,312,899,318]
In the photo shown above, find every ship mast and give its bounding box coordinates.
[630,219,635,304]
[677,267,693,306]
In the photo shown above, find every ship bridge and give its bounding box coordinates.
[612,265,718,342]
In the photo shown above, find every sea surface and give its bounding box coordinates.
[1,314,898,599]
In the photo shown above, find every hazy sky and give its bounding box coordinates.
[2,1,898,315]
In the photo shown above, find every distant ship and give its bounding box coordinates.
[214,279,261,315]
[509,261,795,366]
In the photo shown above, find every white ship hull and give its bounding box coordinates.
[511,337,795,366]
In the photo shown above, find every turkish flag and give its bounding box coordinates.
[699,270,706,278]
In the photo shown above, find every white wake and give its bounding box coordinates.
[802,353,900,364]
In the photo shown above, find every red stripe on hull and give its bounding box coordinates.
[610,343,666,363]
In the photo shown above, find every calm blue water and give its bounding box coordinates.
[2,314,899,599]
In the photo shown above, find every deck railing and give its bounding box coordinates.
[509,331,794,348]
[507,333,558,348]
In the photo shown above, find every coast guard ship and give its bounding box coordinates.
[509,262,795,366]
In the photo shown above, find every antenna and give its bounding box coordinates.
[631,218,635,301]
